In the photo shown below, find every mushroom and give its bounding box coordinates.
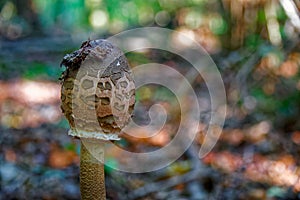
[60,39,135,199]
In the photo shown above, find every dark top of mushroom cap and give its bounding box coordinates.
[61,39,130,82]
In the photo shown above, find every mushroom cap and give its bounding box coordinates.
[60,39,135,140]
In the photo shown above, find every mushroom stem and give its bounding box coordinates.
[80,139,106,200]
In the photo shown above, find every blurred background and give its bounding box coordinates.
[0,0,300,199]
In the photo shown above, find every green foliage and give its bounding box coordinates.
[267,187,287,198]
[104,158,118,174]
[64,143,77,152]
[251,88,281,114]
[257,8,267,24]
[23,62,61,80]
[33,0,88,31]
[56,118,70,129]
[245,34,263,50]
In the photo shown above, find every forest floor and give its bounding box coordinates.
[1,37,300,200]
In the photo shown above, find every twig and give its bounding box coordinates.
[126,145,210,200]
[186,144,207,199]
[126,169,204,200]
[235,51,261,97]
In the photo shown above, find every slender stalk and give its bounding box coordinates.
[80,140,106,200]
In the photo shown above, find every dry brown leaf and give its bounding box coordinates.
[48,145,78,169]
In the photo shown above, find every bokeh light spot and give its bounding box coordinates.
[89,10,108,28]
[155,11,171,27]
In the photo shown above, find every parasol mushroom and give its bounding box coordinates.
[60,39,135,199]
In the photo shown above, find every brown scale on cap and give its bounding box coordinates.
[60,39,135,140]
